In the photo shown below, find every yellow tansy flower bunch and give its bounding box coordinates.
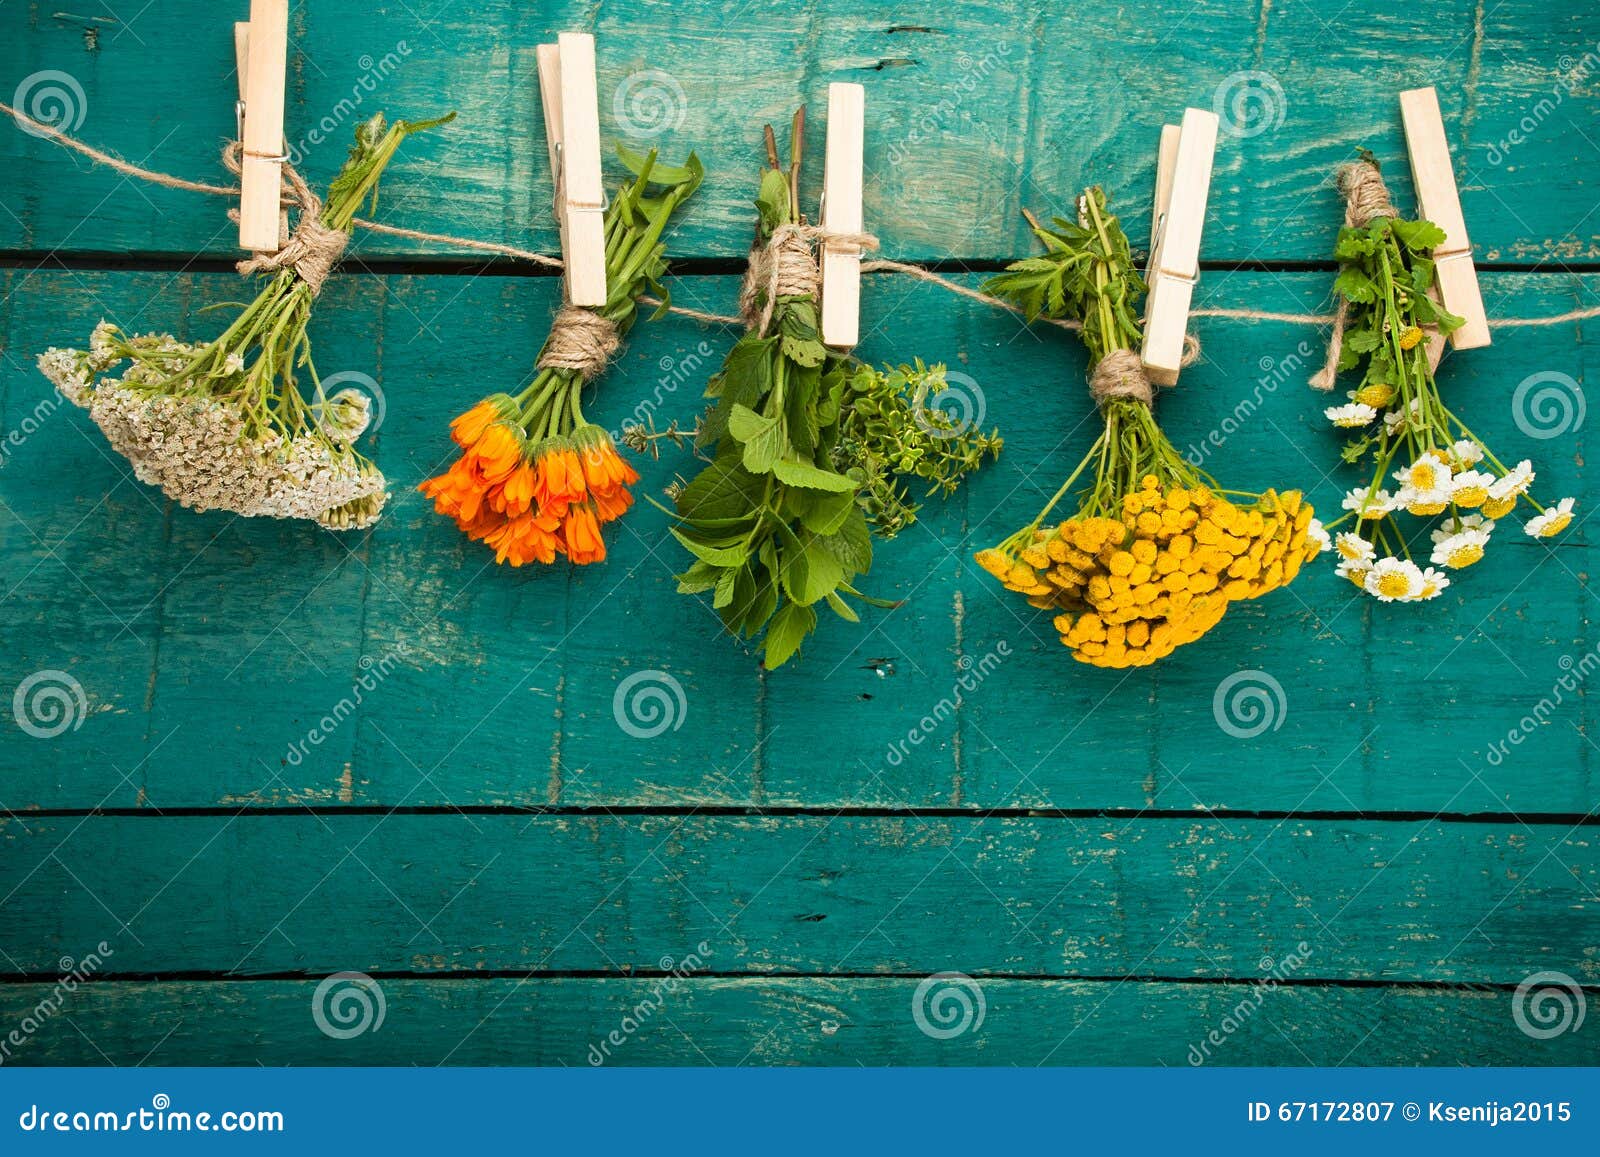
[978,189,1325,668]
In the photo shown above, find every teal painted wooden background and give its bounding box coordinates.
[2,0,1598,1066]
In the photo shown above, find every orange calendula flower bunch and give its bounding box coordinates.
[422,397,638,565]
[421,147,701,565]
[977,188,1327,668]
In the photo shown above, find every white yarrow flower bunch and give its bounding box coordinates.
[34,113,450,532]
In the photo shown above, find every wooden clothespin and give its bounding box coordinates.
[819,82,865,349]
[1141,107,1218,387]
[536,32,607,307]
[234,20,287,248]
[236,0,288,253]
[1400,86,1490,360]
[1147,124,1181,277]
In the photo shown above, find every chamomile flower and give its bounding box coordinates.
[1450,470,1495,508]
[1429,524,1491,569]
[1383,399,1423,435]
[1524,497,1576,539]
[1364,557,1425,602]
[1399,486,1452,516]
[1335,557,1373,588]
[1307,519,1332,553]
[1449,439,1483,469]
[1343,487,1394,519]
[1394,452,1453,493]
[1416,567,1450,599]
[1433,512,1494,537]
[1326,402,1378,428]
[1352,382,1396,408]
[1335,531,1375,563]
[1490,460,1535,501]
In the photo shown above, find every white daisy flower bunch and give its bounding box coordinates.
[1318,158,1576,603]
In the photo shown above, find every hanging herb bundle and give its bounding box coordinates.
[37,113,449,530]
[420,147,702,566]
[670,113,999,669]
[832,359,1002,538]
[1314,157,1574,602]
[975,188,1326,669]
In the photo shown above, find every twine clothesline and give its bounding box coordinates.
[6,101,1600,365]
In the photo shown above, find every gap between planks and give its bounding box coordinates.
[6,804,1600,825]
[0,969,1591,993]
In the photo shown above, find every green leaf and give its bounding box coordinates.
[797,487,858,534]
[781,533,846,606]
[742,571,779,638]
[670,528,750,568]
[675,560,722,594]
[754,168,790,231]
[1334,268,1378,304]
[676,450,765,523]
[1344,327,1382,354]
[820,506,873,575]
[1391,217,1447,253]
[713,565,740,609]
[762,601,817,669]
[824,590,859,622]
[729,404,785,472]
[772,455,857,492]
[716,335,776,412]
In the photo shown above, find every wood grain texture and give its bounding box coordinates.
[4,0,1600,1069]
[1,269,1593,813]
[1,813,1595,983]
[1,1,1598,263]
[1,977,1592,1066]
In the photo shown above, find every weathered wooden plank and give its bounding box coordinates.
[0,975,1592,1066]
[1,269,1594,812]
[2,1,1598,262]
[0,814,1594,982]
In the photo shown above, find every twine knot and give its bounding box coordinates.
[223,142,348,295]
[1089,348,1155,406]
[1310,158,1397,390]
[1338,159,1398,227]
[537,306,621,380]
[739,223,880,336]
